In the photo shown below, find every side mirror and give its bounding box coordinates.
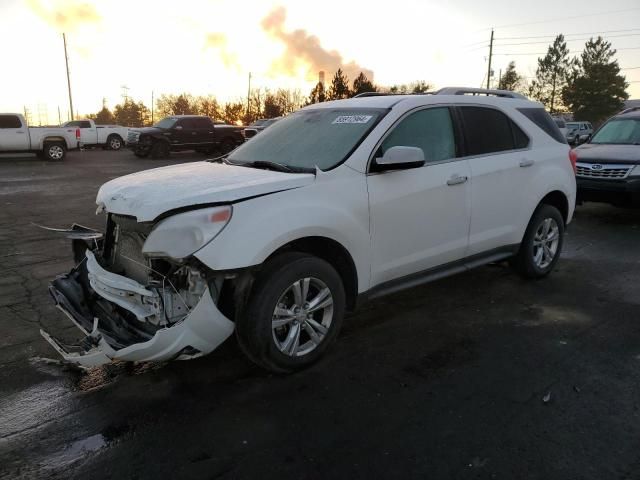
[375,146,425,171]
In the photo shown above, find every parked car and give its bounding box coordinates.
[127,115,244,159]
[0,113,79,161]
[42,87,576,372]
[553,118,568,139]
[62,119,128,150]
[244,117,281,139]
[574,108,640,206]
[566,121,593,145]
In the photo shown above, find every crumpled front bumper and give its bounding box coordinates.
[42,251,235,368]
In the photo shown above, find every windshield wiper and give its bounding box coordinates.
[207,154,231,164]
[248,160,294,172]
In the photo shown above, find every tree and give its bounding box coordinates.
[113,99,150,127]
[263,92,283,118]
[308,81,326,104]
[528,35,577,113]
[562,37,629,125]
[91,106,115,125]
[156,93,198,117]
[352,72,377,97]
[197,95,221,120]
[327,69,351,100]
[410,80,431,94]
[222,101,245,124]
[498,62,522,91]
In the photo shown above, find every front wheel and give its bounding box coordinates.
[150,141,170,159]
[236,253,346,373]
[510,204,564,279]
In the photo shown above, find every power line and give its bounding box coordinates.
[493,46,640,56]
[495,33,640,47]
[491,7,640,30]
[497,28,640,41]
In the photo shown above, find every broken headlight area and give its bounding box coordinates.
[42,213,235,368]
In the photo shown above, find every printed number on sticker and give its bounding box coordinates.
[332,115,373,124]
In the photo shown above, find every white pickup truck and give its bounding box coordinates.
[0,113,79,161]
[62,119,128,150]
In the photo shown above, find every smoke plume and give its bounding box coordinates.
[205,33,240,70]
[261,7,373,82]
[27,0,101,32]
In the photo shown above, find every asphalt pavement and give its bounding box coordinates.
[1,149,639,479]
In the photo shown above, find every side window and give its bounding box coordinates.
[80,121,92,128]
[380,107,456,163]
[0,115,22,128]
[193,118,211,129]
[176,119,192,129]
[66,121,80,127]
[460,106,524,155]
[517,108,565,143]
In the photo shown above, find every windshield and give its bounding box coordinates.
[228,108,387,171]
[590,119,640,145]
[154,118,177,129]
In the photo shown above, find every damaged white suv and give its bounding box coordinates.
[43,88,576,372]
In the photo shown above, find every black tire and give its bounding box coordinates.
[236,252,346,373]
[510,204,565,279]
[150,141,170,159]
[134,149,150,158]
[43,142,65,161]
[106,134,123,151]
[219,138,235,154]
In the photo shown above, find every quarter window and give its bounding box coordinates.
[460,106,528,155]
[380,107,456,163]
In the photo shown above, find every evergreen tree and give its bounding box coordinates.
[410,80,431,94]
[94,107,115,125]
[528,35,576,113]
[498,62,522,91]
[352,72,376,96]
[308,81,326,104]
[562,37,629,124]
[327,69,351,100]
[113,99,150,127]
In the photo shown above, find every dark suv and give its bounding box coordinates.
[127,115,244,159]
[574,109,640,206]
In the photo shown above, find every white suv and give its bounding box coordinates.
[43,88,576,372]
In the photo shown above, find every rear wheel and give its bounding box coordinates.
[150,141,170,159]
[107,134,123,150]
[510,204,564,278]
[43,142,65,161]
[236,253,346,373]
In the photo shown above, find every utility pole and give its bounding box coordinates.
[497,69,502,90]
[486,29,494,90]
[63,33,74,121]
[151,90,154,124]
[246,72,252,120]
[58,106,62,125]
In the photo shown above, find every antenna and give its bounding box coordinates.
[120,85,130,102]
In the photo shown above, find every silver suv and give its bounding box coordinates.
[566,121,593,145]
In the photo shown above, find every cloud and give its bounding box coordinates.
[261,6,373,82]
[27,0,101,32]
[204,33,240,70]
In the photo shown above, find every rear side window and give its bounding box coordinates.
[459,106,529,155]
[193,118,212,129]
[80,121,91,128]
[517,108,566,144]
[0,115,22,128]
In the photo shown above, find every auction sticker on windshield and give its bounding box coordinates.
[332,115,373,124]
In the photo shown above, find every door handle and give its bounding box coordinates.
[192,132,197,135]
[447,175,468,186]
[519,159,534,167]
[16,131,25,134]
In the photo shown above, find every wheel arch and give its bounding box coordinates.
[538,190,570,224]
[264,236,359,311]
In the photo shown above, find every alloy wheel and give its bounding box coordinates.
[533,217,560,269]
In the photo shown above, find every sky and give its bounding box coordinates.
[1,0,639,125]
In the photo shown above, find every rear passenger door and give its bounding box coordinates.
[192,117,214,145]
[457,106,531,255]
[173,118,197,146]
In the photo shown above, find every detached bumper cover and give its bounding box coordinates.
[42,251,235,368]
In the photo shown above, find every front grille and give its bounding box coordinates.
[576,163,632,179]
[127,131,140,144]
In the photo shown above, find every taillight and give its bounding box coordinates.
[569,149,577,174]
[75,128,80,139]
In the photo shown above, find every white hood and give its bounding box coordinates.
[96,161,315,221]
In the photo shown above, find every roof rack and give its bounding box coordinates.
[434,87,527,100]
[353,92,394,98]
[619,106,640,115]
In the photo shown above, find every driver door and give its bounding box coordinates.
[367,106,472,287]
